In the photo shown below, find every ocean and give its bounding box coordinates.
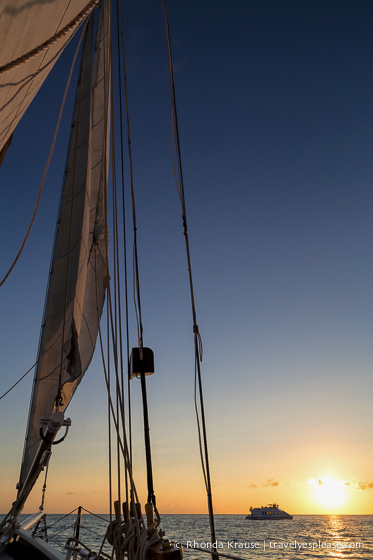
[16,513,373,559]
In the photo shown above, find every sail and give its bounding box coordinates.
[18,1,111,491]
[0,0,97,155]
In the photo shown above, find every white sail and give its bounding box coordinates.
[0,0,95,155]
[18,1,111,492]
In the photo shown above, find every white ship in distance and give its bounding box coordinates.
[246,504,293,520]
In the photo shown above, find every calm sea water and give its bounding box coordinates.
[17,513,373,559]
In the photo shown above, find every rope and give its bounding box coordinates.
[194,355,208,489]
[97,532,112,560]
[0,0,98,75]
[117,18,143,351]
[80,508,110,524]
[32,514,48,542]
[98,285,140,506]
[96,265,151,554]
[94,2,158,555]
[0,362,36,400]
[39,464,49,510]
[115,0,156,512]
[94,255,141,511]
[117,0,133,497]
[117,0,142,352]
[0,23,86,288]
[106,515,161,560]
[137,523,160,560]
[45,508,80,529]
[49,523,76,538]
[0,43,67,117]
[107,301,113,523]
[162,1,218,556]
[109,59,123,519]
[78,523,107,538]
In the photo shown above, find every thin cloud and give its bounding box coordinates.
[262,479,279,487]
[346,480,373,491]
[357,481,373,491]
[249,479,280,489]
[309,478,373,491]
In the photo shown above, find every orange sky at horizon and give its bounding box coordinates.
[1,442,372,516]
[1,359,372,517]
[2,480,373,516]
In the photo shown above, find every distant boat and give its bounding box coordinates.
[246,504,293,520]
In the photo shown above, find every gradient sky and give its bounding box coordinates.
[0,0,373,516]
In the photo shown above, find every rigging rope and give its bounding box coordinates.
[109,60,123,517]
[0,40,73,118]
[97,303,140,506]
[0,0,98,75]
[32,514,48,542]
[45,508,80,529]
[0,362,37,400]
[117,0,133,477]
[107,299,113,523]
[94,245,141,519]
[116,0,157,512]
[39,464,49,511]
[118,16,144,351]
[0,24,86,288]
[96,216,157,559]
[162,0,218,555]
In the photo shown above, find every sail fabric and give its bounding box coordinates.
[18,1,111,491]
[0,0,92,154]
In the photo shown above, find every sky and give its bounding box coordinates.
[0,0,373,517]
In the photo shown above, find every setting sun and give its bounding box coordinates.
[308,477,348,511]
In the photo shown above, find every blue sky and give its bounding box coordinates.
[0,0,372,514]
